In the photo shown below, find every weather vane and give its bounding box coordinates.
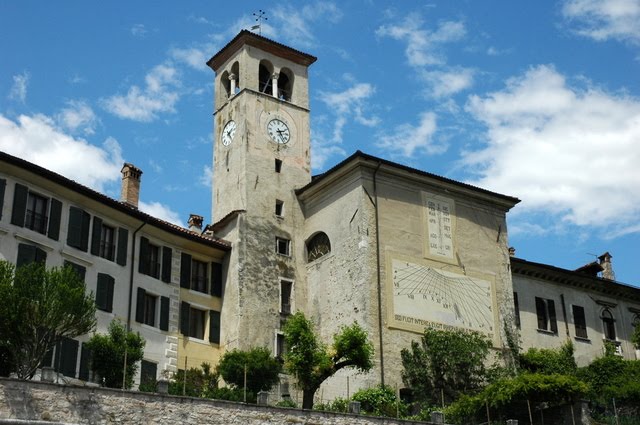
[251,10,267,35]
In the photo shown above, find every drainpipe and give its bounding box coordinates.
[127,221,147,331]
[373,162,384,386]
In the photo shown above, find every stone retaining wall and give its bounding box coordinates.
[0,379,427,425]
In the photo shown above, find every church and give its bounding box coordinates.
[0,30,639,402]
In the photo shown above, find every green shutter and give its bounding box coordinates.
[180,253,191,288]
[116,228,128,266]
[209,310,221,344]
[64,260,86,282]
[139,237,150,274]
[16,243,35,268]
[106,275,114,313]
[11,183,28,227]
[55,337,78,378]
[67,207,90,252]
[47,198,62,241]
[135,287,146,323]
[0,178,6,221]
[160,296,170,331]
[96,273,109,311]
[548,299,558,333]
[90,216,103,255]
[161,247,172,283]
[79,343,91,381]
[210,262,223,297]
[180,302,190,335]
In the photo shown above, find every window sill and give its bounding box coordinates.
[536,328,558,336]
[182,336,210,345]
[188,288,210,297]
[574,336,591,343]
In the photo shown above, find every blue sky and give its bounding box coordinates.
[1,1,639,285]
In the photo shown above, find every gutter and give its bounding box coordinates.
[126,221,147,331]
[373,162,385,386]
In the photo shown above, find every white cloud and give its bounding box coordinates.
[320,82,379,143]
[131,24,148,37]
[170,46,209,70]
[271,2,343,47]
[199,165,212,187]
[0,113,123,193]
[56,100,98,135]
[138,200,183,226]
[376,111,445,157]
[377,14,465,67]
[562,0,640,44]
[102,64,180,122]
[8,72,29,103]
[421,68,475,98]
[463,65,640,234]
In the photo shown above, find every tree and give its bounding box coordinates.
[401,327,491,407]
[518,341,577,375]
[283,312,374,409]
[216,347,281,399]
[168,363,219,398]
[0,261,96,379]
[632,322,640,350]
[84,320,145,389]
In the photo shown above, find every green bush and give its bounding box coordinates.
[351,385,407,417]
[518,341,577,375]
[314,397,349,413]
[168,363,218,398]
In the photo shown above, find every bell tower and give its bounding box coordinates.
[207,31,317,351]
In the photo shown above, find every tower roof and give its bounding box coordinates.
[206,30,317,72]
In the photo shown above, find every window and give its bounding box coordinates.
[275,332,286,359]
[11,183,62,240]
[535,297,558,333]
[139,237,168,280]
[99,224,115,260]
[52,337,79,378]
[64,261,86,282]
[180,303,220,343]
[280,280,293,315]
[0,178,6,221]
[276,237,291,256]
[306,232,331,262]
[275,159,282,173]
[25,192,48,234]
[275,200,284,217]
[191,259,208,293]
[572,305,588,339]
[95,273,115,313]
[211,262,223,297]
[16,243,46,268]
[135,288,169,329]
[513,292,521,329]
[601,309,616,341]
[140,360,158,388]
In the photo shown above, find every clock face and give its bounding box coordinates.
[221,120,236,146]
[267,118,290,144]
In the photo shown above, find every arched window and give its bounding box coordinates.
[258,60,274,94]
[601,309,616,341]
[220,70,230,99]
[230,61,240,94]
[278,68,294,101]
[306,232,331,262]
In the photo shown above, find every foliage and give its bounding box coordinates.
[210,386,249,402]
[351,385,408,418]
[168,362,218,398]
[632,323,640,349]
[400,327,491,406]
[84,320,145,389]
[518,341,577,375]
[314,397,349,413]
[216,347,281,396]
[275,398,298,408]
[445,373,589,425]
[578,355,640,407]
[0,261,96,379]
[283,312,374,409]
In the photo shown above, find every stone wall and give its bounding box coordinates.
[0,379,428,425]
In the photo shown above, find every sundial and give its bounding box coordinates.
[391,259,495,335]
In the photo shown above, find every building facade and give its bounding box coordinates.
[0,153,229,386]
[0,30,638,403]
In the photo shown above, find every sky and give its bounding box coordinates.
[1,1,639,286]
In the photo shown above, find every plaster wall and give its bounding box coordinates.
[513,273,640,365]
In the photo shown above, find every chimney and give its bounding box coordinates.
[508,247,516,257]
[188,214,204,233]
[598,252,615,281]
[121,163,143,208]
